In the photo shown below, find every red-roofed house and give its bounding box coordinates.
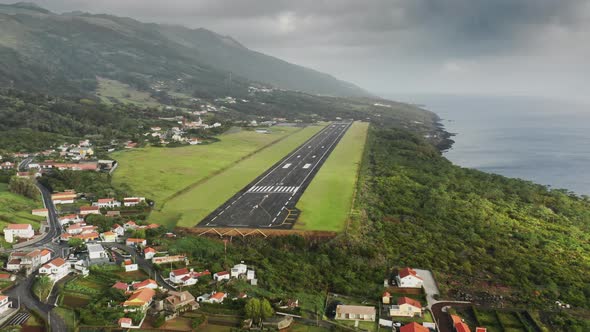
[123,288,155,312]
[213,271,230,282]
[51,191,77,204]
[112,281,129,292]
[32,209,49,217]
[112,224,125,236]
[144,247,156,260]
[93,198,121,208]
[118,317,132,328]
[39,257,69,281]
[123,197,146,207]
[0,295,12,315]
[132,279,158,290]
[396,267,424,288]
[124,221,138,230]
[170,268,210,286]
[382,291,391,304]
[389,297,422,317]
[123,259,138,272]
[126,238,146,247]
[475,328,487,332]
[79,206,101,215]
[455,322,471,332]
[4,224,34,243]
[400,322,429,332]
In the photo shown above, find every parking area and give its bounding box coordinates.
[415,269,440,306]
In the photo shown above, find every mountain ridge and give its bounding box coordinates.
[0,3,370,98]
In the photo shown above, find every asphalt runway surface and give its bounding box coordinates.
[198,121,352,229]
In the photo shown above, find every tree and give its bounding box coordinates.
[245,298,261,323]
[33,276,53,301]
[68,238,84,249]
[260,299,274,321]
[8,176,38,199]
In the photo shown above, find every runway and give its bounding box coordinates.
[198,121,352,229]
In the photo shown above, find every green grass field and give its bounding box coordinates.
[0,183,44,247]
[147,125,325,228]
[96,78,161,107]
[112,126,308,205]
[294,122,369,232]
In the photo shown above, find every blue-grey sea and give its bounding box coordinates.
[388,94,590,196]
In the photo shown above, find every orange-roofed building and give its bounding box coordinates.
[123,288,155,312]
[382,291,391,304]
[455,322,471,332]
[4,223,34,243]
[400,322,429,332]
[451,315,463,325]
[132,279,158,290]
[390,297,422,317]
[475,328,487,332]
[397,267,424,288]
[118,317,133,328]
[112,281,129,292]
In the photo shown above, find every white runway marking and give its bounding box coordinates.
[303,163,312,169]
[282,163,292,169]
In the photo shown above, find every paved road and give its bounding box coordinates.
[5,272,68,332]
[199,122,352,229]
[5,158,68,331]
[431,302,472,332]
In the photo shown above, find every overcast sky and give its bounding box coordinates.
[5,0,590,101]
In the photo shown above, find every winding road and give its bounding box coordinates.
[3,158,68,331]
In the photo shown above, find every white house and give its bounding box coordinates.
[51,191,76,204]
[87,244,107,260]
[6,249,52,272]
[213,271,230,282]
[79,206,101,215]
[144,247,156,260]
[0,295,12,315]
[31,209,49,217]
[123,197,146,207]
[169,268,211,287]
[39,257,70,281]
[124,221,138,230]
[231,262,248,278]
[112,224,125,236]
[197,291,227,304]
[124,259,138,272]
[335,305,376,321]
[59,214,83,226]
[93,198,121,209]
[118,317,133,329]
[389,297,422,317]
[4,224,35,243]
[126,238,147,247]
[396,267,424,288]
[131,279,158,290]
[246,269,256,280]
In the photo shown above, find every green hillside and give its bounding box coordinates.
[0,3,368,98]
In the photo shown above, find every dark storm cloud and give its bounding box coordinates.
[3,0,590,99]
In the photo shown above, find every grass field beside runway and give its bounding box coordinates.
[148,125,325,228]
[294,122,369,232]
[111,126,306,205]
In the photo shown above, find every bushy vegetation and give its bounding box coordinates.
[8,176,39,199]
[162,126,589,331]
[39,170,123,199]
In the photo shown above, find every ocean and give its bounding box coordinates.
[387,94,590,196]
